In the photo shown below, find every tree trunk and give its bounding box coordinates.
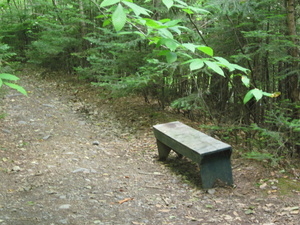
[286,0,299,103]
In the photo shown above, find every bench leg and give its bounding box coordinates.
[199,150,233,189]
[156,140,171,161]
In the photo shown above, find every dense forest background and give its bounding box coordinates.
[0,0,299,162]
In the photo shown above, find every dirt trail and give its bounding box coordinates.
[0,72,299,225]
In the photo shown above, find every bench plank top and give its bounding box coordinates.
[153,121,231,155]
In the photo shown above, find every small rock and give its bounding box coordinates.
[207,189,216,195]
[260,183,267,189]
[59,219,68,224]
[92,141,100,146]
[6,93,23,97]
[12,166,21,172]
[59,204,71,209]
[1,129,11,134]
[72,168,88,173]
[42,104,55,108]
[90,169,97,173]
[18,121,27,125]
[78,121,86,125]
[42,135,51,140]
[72,168,96,173]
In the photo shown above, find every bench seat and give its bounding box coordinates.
[153,121,233,189]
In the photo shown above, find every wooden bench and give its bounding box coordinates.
[153,121,233,189]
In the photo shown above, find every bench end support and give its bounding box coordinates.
[156,140,171,161]
[200,150,233,189]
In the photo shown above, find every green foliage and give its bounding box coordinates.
[0,73,27,96]
[0,42,26,95]
[243,151,282,167]
[0,0,297,161]
[0,42,16,62]
[97,0,275,108]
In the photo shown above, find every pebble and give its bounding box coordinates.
[12,166,21,172]
[59,219,68,224]
[79,121,86,125]
[92,141,100,145]
[43,135,51,140]
[207,189,216,195]
[42,104,55,108]
[1,129,11,133]
[72,168,97,173]
[59,204,71,209]
[18,121,27,125]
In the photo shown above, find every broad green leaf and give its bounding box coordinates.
[182,8,194,14]
[165,39,178,51]
[232,63,249,73]
[214,56,235,71]
[158,38,178,51]
[112,3,126,31]
[166,51,177,63]
[122,1,151,16]
[262,92,273,97]
[118,31,145,37]
[205,61,224,76]
[174,0,188,7]
[4,82,27,96]
[252,88,263,101]
[241,76,250,87]
[158,50,169,56]
[0,73,20,81]
[169,26,181,35]
[145,19,161,28]
[100,0,120,7]
[159,28,173,39]
[197,46,213,57]
[243,89,263,104]
[181,59,194,65]
[0,78,2,87]
[162,0,174,10]
[182,43,198,53]
[103,19,111,27]
[243,90,254,104]
[178,52,193,59]
[159,18,171,23]
[164,19,181,27]
[190,59,204,71]
[189,6,209,14]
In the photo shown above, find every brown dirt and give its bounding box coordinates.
[0,68,299,225]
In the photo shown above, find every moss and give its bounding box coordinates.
[277,177,300,196]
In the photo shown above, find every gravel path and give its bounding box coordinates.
[0,73,299,225]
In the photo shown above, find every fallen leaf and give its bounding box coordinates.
[283,206,299,211]
[259,183,267,189]
[118,197,133,204]
[290,210,299,215]
[245,209,254,215]
[158,209,170,212]
[185,216,197,221]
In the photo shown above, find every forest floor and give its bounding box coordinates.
[0,67,300,225]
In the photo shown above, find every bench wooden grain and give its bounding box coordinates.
[153,121,233,189]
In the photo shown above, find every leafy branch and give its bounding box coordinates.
[98,0,279,104]
[0,73,27,96]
